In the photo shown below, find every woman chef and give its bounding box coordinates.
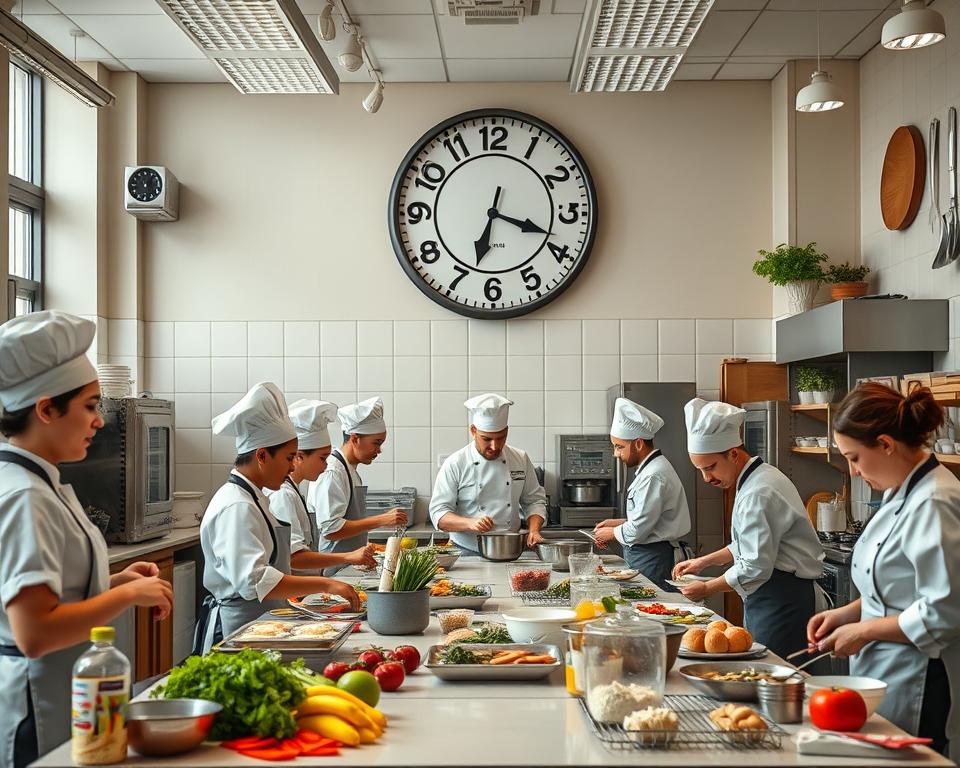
[0,311,173,768]
[808,383,960,756]
[673,398,824,658]
[194,383,360,654]
[266,399,375,572]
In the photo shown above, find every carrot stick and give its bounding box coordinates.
[490,651,526,665]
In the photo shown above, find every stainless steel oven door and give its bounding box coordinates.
[743,408,772,464]
[139,411,174,518]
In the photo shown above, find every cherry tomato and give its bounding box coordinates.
[373,660,406,692]
[809,687,868,732]
[391,644,421,674]
[323,661,351,682]
[357,649,386,670]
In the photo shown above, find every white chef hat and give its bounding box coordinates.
[288,399,338,450]
[465,393,512,432]
[684,398,745,454]
[610,397,664,441]
[212,382,296,454]
[339,396,386,435]
[0,310,98,412]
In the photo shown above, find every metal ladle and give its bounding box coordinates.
[933,107,957,269]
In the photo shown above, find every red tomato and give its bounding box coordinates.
[809,687,868,732]
[391,645,421,674]
[323,661,351,682]
[373,661,406,692]
[357,649,386,670]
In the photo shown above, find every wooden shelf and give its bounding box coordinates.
[791,403,834,412]
[936,452,960,465]
[933,394,960,408]
[792,446,829,454]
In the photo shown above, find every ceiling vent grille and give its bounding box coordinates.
[156,0,339,94]
[571,0,713,92]
[447,0,540,25]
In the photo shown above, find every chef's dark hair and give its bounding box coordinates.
[0,385,87,437]
[234,441,292,467]
[834,382,943,449]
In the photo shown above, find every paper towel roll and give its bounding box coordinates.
[379,536,401,592]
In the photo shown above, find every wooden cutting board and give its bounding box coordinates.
[881,125,926,230]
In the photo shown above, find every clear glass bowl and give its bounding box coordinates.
[506,563,553,593]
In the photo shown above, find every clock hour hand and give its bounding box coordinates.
[474,186,503,266]
[491,211,548,235]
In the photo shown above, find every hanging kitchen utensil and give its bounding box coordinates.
[880,125,926,231]
[929,118,941,235]
[933,107,957,268]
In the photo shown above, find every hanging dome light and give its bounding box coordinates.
[362,80,384,114]
[882,0,945,50]
[318,1,336,42]
[338,29,363,72]
[796,70,845,112]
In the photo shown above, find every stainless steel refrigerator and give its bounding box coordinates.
[607,382,699,547]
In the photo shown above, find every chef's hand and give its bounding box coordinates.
[468,516,495,534]
[526,530,544,547]
[595,519,620,529]
[680,581,708,602]
[672,557,704,579]
[122,576,173,620]
[326,581,361,612]
[591,526,616,549]
[111,561,160,587]
[378,508,408,528]
[818,621,869,658]
[807,607,850,649]
[347,545,377,569]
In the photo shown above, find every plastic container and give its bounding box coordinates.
[72,626,130,765]
[583,605,666,723]
[506,563,552,593]
[437,608,475,633]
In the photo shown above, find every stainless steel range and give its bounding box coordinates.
[557,434,617,527]
[817,531,861,674]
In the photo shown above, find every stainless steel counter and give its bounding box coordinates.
[107,525,201,566]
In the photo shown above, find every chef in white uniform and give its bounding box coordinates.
[808,383,960,757]
[307,397,407,571]
[429,393,547,552]
[195,383,359,654]
[266,399,375,573]
[592,398,691,591]
[673,398,824,658]
[0,311,173,768]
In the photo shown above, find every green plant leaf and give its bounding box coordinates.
[752,242,828,286]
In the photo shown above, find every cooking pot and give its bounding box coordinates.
[566,481,606,506]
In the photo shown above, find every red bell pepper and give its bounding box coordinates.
[222,736,279,751]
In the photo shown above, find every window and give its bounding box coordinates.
[8,60,42,317]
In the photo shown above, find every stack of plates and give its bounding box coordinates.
[98,364,131,398]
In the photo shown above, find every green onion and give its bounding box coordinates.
[391,550,439,592]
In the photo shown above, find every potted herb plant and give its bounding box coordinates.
[812,369,843,404]
[796,366,821,404]
[366,549,439,635]
[825,262,871,301]
[752,242,828,315]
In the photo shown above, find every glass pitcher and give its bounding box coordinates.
[568,552,602,579]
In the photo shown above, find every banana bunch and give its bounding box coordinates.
[295,685,388,748]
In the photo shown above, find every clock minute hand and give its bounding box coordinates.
[492,211,548,235]
[474,186,503,266]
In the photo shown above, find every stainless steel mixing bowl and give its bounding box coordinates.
[126,699,222,756]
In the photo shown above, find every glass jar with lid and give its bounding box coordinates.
[582,605,666,723]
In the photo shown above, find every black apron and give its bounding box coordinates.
[734,457,817,659]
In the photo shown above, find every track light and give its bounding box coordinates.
[363,77,383,113]
[882,0,945,51]
[318,1,336,42]
[338,28,363,72]
[796,0,844,114]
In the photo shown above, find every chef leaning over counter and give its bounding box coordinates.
[673,398,825,659]
[307,397,408,573]
[0,311,173,768]
[429,393,547,552]
[194,383,360,655]
[265,399,376,574]
[808,383,960,758]
[592,397,692,591]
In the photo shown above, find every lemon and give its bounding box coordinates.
[574,599,597,620]
[400,537,417,550]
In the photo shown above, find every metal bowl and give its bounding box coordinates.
[477,532,525,562]
[433,551,461,570]
[536,540,593,571]
[126,699,222,756]
[678,661,797,702]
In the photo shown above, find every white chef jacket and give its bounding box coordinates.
[266,479,311,553]
[724,458,824,598]
[307,452,360,554]
[614,451,691,547]
[429,443,547,552]
[0,444,110,641]
[200,470,284,602]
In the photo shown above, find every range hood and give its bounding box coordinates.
[776,298,948,364]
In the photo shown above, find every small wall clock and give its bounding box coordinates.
[388,108,598,319]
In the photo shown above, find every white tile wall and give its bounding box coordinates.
[143,318,772,503]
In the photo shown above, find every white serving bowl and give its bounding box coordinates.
[501,607,577,647]
[804,675,888,717]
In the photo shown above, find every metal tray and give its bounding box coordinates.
[287,594,366,621]
[429,584,492,609]
[678,662,797,702]
[219,618,354,652]
[424,643,562,681]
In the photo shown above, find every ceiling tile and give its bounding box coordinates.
[837,7,897,56]
[445,57,571,81]
[767,0,892,9]
[437,12,580,58]
[11,1,59,13]
[334,57,446,82]
[734,10,879,56]
[297,0,433,12]
[118,58,225,82]
[56,0,162,11]
[22,13,116,60]
[315,14,441,59]
[552,0,587,12]
[673,62,722,79]
[712,0,766,8]
[716,60,785,78]
[685,10,759,57]
[67,13,205,58]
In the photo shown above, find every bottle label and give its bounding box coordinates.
[71,675,128,765]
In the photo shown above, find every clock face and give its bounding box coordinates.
[128,167,163,203]
[389,109,597,319]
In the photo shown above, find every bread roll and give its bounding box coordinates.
[704,628,729,654]
[709,704,767,742]
[707,620,729,633]
[724,626,753,653]
[682,628,706,653]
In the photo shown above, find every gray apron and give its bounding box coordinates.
[734,457,817,659]
[849,455,952,753]
[321,452,369,576]
[0,450,108,768]
[193,475,292,655]
[286,476,319,553]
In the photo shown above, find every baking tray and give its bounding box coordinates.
[424,643,562,681]
[219,618,354,652]
[678,662,797,702]
[287,593,366,621]
[429,584,492,609]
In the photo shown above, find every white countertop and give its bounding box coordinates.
[107,526,201,566]
[35,555,954,768]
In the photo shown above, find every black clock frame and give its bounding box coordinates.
[387,108,598,320]
[128,167,163,203]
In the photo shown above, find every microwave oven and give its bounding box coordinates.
[60,396,176,544]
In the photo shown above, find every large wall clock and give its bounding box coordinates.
[388,108,598,319]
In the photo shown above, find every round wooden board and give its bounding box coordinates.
[880,124,926,231]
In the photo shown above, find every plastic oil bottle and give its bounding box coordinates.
[71,626,130,765]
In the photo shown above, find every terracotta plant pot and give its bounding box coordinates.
[830,281,869,301]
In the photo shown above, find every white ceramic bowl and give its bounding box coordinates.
[804,675,887,717]
[501,607,577,647]
[816,437,829,448]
